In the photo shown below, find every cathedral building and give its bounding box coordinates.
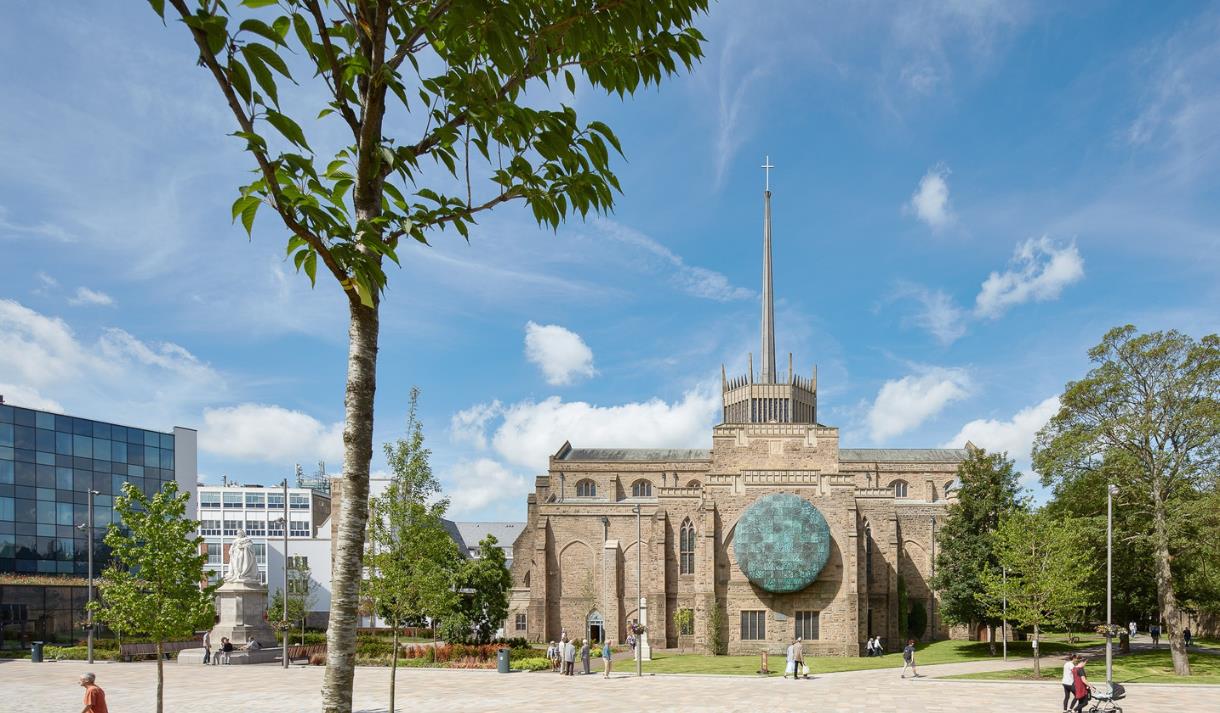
[508,162,969,656]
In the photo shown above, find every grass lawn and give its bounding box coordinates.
[639,638,1091,677]
[947,648,1220,685]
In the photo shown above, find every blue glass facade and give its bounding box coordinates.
[0,403,182,576]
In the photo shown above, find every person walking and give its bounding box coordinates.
[564,638,577,675]
[875,637,885,655]
[794,637,806,679]
[1184,628,1193,647]
[1060,654,1079,713]
[601,639,613,678]
[627,632,636,653]
[783,639,795,679]
[78,672,109,713]
[900,640,920,678]
[580,638,591,675]
[546,641,558,672]
[1128,621,1137,638]
[1150,624,1161,647]
[202,629,212,665]
[1070,656,1091,713]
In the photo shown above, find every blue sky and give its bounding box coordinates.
[2,1,1218,520]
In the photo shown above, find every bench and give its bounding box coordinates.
[119,640,199,662]
[284,643,326,663]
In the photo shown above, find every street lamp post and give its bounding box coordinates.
[929,515,937,641]
[281,479,289,669]
[633,503,641,678]
[1002,566,1008,662]
[1106,484,1119,687]
[77,489,100,664]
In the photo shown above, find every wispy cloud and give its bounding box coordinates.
[68,286,115,307]
[891,282,967,345]
[974,236,1084,319]
[596,219,752,302]
[0,206,75,243]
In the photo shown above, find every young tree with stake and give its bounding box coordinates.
[145,3,708,709]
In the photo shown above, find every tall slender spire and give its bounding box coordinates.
[760,155,777,384]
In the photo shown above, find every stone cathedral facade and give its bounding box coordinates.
[508,169,969,656]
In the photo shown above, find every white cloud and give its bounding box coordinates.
[905,164,954,230]
[524,322,597,386]
[596,219,753,302]
[449,400,503,450]
[68,286,115,307]
[0,384,63,412]
[453,385,719,474]
[867,366,972,441]
[893,283,966,344]
[974,236,1084,318]
[199,404,345,465]
[942,395,1060,480]
[443,458,532,518]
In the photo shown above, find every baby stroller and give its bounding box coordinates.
[1087,682,1126,713]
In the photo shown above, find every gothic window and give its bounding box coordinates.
[740,610,766,640]
[515,613,527,631]
[631,479,652,498]
[891,480,909,498]
[680,518,695,575]
[864,522,873,582]
[795,610,820,640]
[575,479,596,497]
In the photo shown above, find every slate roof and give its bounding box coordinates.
[839,448,969,463]
[559,448,712,462]
[448,521,526,558]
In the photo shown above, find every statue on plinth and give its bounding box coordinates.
[226,529,260,584]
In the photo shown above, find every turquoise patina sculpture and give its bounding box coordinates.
[733,493,831,593]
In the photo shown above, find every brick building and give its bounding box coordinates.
[508,166,968,656]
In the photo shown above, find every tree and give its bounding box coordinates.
[977,511,1094,676]
[1034,325,1220,676]
[458,534,513,643]
[269,556,318,644]
[91,482,216,713]
[145,2,708,708]
[931,448,1025,652]
[365,388,461,713]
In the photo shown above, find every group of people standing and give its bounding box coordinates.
[546,631,615,678]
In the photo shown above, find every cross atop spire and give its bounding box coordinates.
[760,155,776,383]
[762,155,774,193]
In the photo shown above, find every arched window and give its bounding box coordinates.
[686,479,701,489]
[575,479,596,497]
[864,521,873,582]
[631,479,653,497]
[891,480,908,498]
[680,518,695,574]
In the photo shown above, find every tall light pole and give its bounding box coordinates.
[633,503,642,678]
[1106,484,1118,687]
[281,479,290,669]
[77,489,100,664]
[929,515,937,641]
[1001,566,1008,662]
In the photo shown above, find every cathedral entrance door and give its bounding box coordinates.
[587,611,604,643]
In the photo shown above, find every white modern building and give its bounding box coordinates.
[197,483,333,622]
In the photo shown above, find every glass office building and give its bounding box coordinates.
[0,400,197,644]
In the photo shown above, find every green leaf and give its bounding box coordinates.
[303,251,317,285]
[240,198,260,236]
[229,60,252,105]
[241,0,280,8]
[565,70,576,94]
[145,0,165,18]
[238,19,287,47]
[241,48,279,106]
[271,16,291,40]
[265,110,310,150]
[245,42,293,80]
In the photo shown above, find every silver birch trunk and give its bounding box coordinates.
[321,300,379,712]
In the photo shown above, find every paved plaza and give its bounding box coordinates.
[3,657,1217,713]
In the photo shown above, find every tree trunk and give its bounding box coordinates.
[156,640,164,713]
[1032,623,1040,677]
[1152,487,1191,675]
[390,625,399,713]
[987,623,996,656]
[321,300,380,713]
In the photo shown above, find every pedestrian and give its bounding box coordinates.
[1128,621,1137,638]
[1150,624,1160,648]
[219,637,234,665]
[900,639,920,678]
[1070,656,1091,713]
[564,638,577,675]
[867,636,877,657]
[783,638,795,679]
[794,637,806,679]
[875,637,885,656]
[546,641,557,672]
[1061,654,1079,713]
[1184,628,1193,647]
[601,639,613,678]
[627,632,636,652]
[78,672,109,713]
[202,629,212,665]
[581,638,591,675]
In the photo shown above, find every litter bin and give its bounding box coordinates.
[31,641,45,663]
[497,647,510,673]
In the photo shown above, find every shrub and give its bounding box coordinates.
[449,656,494,669]
[516,657,551,672]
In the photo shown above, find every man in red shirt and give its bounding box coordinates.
[79,672,109,713]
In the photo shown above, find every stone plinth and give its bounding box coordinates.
[210,580,276,648]
[639,597,651,661]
